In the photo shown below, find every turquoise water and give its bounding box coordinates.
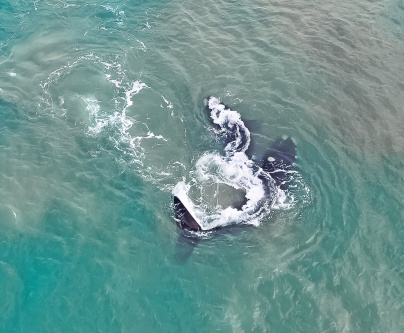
[1,0,403,331]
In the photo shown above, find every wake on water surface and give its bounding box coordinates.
[173,96,303,232]
[35,50,309,232]
[51,61,308,233]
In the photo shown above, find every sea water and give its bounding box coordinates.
[0,0,403,332]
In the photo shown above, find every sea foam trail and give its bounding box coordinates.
[208,97,251,155]
[173,97,280,230]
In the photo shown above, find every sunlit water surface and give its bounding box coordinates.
[0,0,403,331]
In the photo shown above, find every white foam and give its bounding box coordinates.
[172,97,282,230]
[161,95,173,109]
[83,78,178,172]
[124,81,147,111]
[84,97,108,134]
[130,131,168,143]
[85,80,148,150]
[208,97,251,155]
[102,5,117,13]
[271,187,294,210]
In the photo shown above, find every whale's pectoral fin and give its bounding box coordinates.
[174,234,200,263]
[173,196,202,262]
[261,137,296,189]
[174,196,202,231]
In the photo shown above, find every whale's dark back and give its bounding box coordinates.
[260,137,296,190]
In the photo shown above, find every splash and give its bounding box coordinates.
[173,97,286,230]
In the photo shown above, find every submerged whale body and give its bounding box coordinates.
[173,97,297,233]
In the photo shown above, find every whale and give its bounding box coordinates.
[174,136,296,232]
[259,136,296,190]
[173,97,297,233]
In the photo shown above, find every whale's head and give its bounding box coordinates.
[261,137,296,190]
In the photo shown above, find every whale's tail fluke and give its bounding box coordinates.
[174,196,202,232]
